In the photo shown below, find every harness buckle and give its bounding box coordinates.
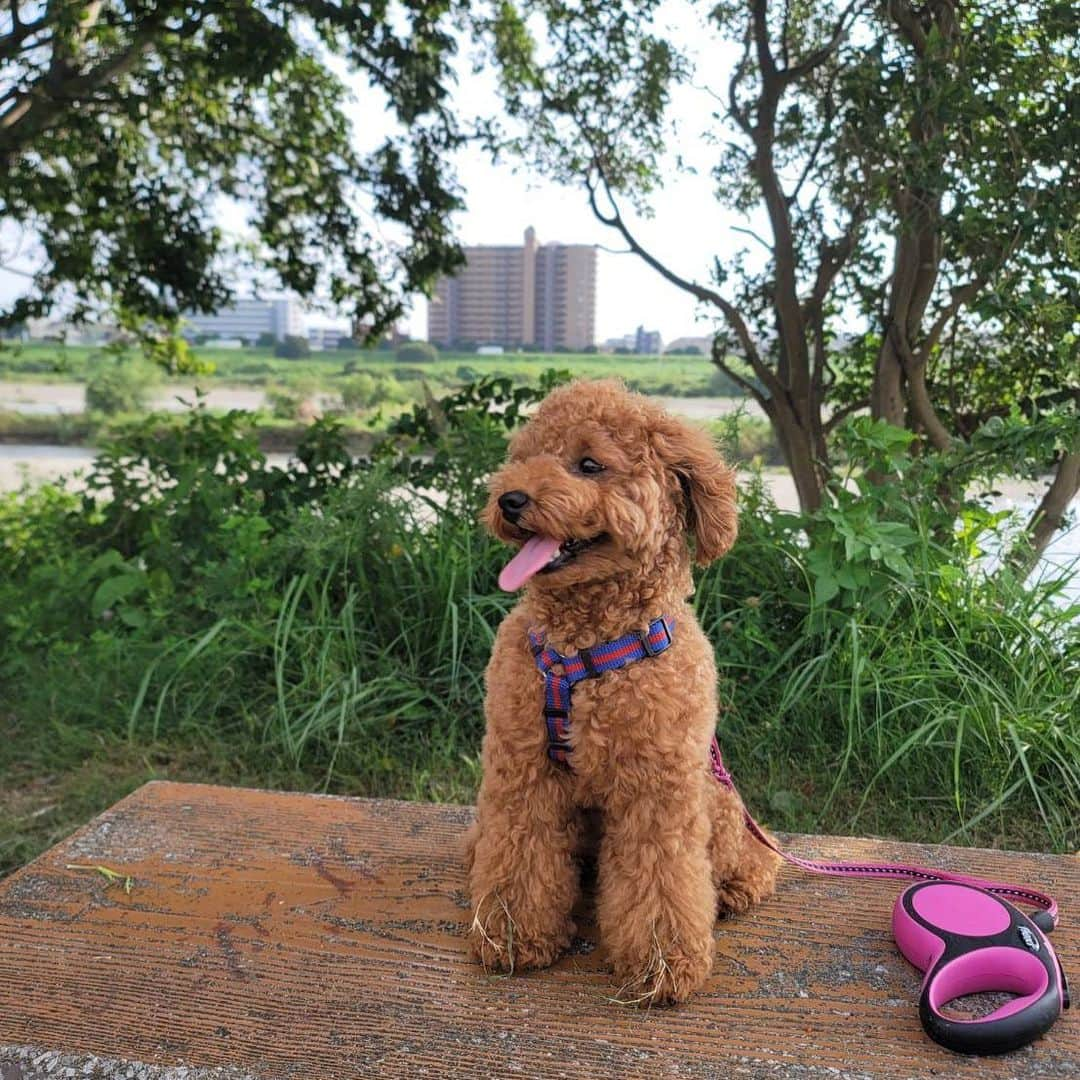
[639,617,672,657]
[577,648,598,678]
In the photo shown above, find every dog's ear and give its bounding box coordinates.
[653,418,738,565]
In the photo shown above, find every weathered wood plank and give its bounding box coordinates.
[0,781,1075,1078]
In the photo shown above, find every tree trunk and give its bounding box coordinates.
[1013,449,1080,573]
[872,331,907,427]
[760,396,824,514]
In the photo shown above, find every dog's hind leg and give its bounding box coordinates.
[706,778,780,915]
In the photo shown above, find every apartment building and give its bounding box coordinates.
[428,228,596,351]
[182,297,303,344]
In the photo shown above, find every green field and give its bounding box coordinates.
[0,341,738,397]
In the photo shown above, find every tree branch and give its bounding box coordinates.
[1,9,165,154]
[731,225,773,253]
[1020,447,1080,569]
[585,165,783,403]
[0,7,53,65]
[784,0,869,82]
[823,396,871,435]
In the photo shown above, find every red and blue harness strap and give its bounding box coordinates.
[527,616,674,766]
[525,619,1058,921]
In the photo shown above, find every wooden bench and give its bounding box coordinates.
[0,781,1075,1078]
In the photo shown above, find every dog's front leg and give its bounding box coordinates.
[466,750,579,973]
[597,775,716,1004]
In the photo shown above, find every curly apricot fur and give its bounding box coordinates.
[466,380,779,1004]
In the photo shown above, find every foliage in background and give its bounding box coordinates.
[0,0,468,341]
[396,341,440,364]
[2,375,1077,876]
[340,373,411,412]
[486,0,1079,554]
[84,355,159,417]
[370,370,571,514]
[274,336,311,361]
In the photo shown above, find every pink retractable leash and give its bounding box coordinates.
[709,738,1070,1055]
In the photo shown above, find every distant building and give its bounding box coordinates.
[428,227,597,351]
[602,326,663,355]
[634,326,663,355]
[182,298,303,344]
[601,334,635,353]
[25,318,115,345]
[665,335,712,356]
[308,325,350,351]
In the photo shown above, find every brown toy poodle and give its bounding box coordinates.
[465,379,779,1004]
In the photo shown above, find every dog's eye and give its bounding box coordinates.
[578,457,605,475]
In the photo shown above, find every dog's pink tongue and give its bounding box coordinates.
[498,535,561,592]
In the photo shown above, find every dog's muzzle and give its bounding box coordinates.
[498,490,530,523]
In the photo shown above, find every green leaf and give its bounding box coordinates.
[118,607,148,629]
[91,573,143,618]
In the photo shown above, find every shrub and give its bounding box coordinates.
[709,366,748,397]
[340,373,406,411]
[274,335,310,359]
[256,331,277,348]
[265,376,319,420]
[395,341,438,364]
[266,385,305,419]
[2,374,1077,879]
[85,358,157,415]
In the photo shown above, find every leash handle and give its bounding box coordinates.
[708,738,1060,926]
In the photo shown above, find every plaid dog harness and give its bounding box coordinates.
[527,616,674,766]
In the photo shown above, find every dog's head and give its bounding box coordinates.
[484,380,737,592]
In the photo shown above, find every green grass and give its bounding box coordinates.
[1,394,1076,879]
[0,340,734,397]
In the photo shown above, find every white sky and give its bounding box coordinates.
[2,3,754,346]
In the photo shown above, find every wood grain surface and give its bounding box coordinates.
[0,781,1075,1079]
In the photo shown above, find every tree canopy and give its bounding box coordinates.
[1,0,467,342]
[487,0,1079,555]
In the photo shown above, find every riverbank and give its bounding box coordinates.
[3,438,1075,606]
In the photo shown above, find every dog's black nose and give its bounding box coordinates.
[498,490,530,520]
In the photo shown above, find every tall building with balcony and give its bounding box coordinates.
[428,228,596,351]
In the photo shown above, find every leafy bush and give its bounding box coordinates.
[256,332,277,348]
[340,373,407,412]
[85,358,158,415]
[266,384,305,420]
[708,366,747,396]
[699,470,1080,847]
[395,341,438,363]
[370,370,571,515]
[274,335,310,359]
[1,375,1077,877]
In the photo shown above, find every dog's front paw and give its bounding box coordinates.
[610,936,714,1005]
[468,891,572,973]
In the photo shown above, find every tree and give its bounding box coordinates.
[274,334,310,360]
[1,1,466,350]
[396,340,438,363]
[488,0,1078,557]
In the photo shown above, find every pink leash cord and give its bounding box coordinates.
[708,737,1060,927]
